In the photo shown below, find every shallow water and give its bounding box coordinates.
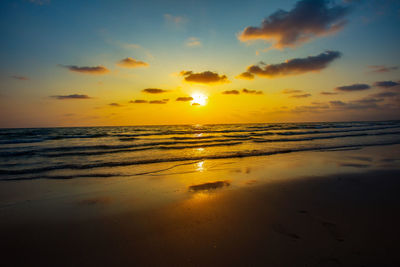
[0,121,399,181]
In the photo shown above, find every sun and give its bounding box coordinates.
[191,92,208,106]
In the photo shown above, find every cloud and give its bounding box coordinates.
[116,57,149,68]
[238,0,350,48]
[236,72,254,80]
[192,102,200,106]
[335,83,371,91]
[109,103,122,107]
[282,89,302,94]
[11,75,29,81]
[290,93,311,98]
[149,99,169,104]
[60,65,109,75]
[176,96,194,101]
[142,88,169,94]
[371,91,399,98]
[373,81,400,88]
[240,51,341,79]
[242,88,263,94]
[180,71,230,84]
[129,99,148,103]
[164,14,187,26]
[320,91,338,95]
[330,97,383,109]
[50,94,92,100]
[222,90,240,95]
[185,37,202,47]
[368,65,398,73]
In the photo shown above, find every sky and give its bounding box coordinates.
[0,0,399,127]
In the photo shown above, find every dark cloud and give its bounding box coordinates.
[116,57,149,68]
[242,88,263,94]
[330,97,383,109]
[109,103,122,107]
[290,93,311,98]
[335,83,370,92]
[368,65,398,73]
[11,75,29,81]
[236,72,255,80]
[60,65,110,74]
[240,51,341,79]
[371,92,399,98]
[142,88,169,94]
[320,91,338,95]
[176,96,194,101]
[50,94,92,100]
[192,102,200,106]
[149,99,169,104]
[180,71,229,84]
[373,81,400,88]
[282,89,302,94]
[129,99,148,103]
[222,90,240,95]
[238,0,350,48]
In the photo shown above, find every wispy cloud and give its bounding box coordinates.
[176,97,194,101]
[222,90,240,95]
[238,0,350,48]
[116,57,149,68]
[150,99,169,104]
[239,51,341,79]
[142,88,169,94]
[320,91,338,95]
[50,94,92,100]
[164,14,187,26]
[185,37,202,47]
[60,65,110,75]
[129,99,148,103]
[180,71,230,84]
[109,103,122,107]
[290,93,311,98]
[11,75,29,81]
[242,88,263,94]
[368,65,398,73]
[335,83,370,92]
[282,89,302,94]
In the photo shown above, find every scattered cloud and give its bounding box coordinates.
[150,99,169,104]
[129,99,148,103]
[239,51,341,79]
[192,102,200,106]
[368,65,398,73]
[109,103,122,107]
[142,88,169,94]
[11,75,29,81]
[116,57,149,68]
[373,81,400,88]
[335,83,370,92]
[320,91,338,95]
[242,88,263,94]
[222,90,240,95]
[180,71,230,84]
[290,93,311,98]
[236,71,254,80]
[371,91,399,98]
[60,65,109,75]
[238,0,350,48]
[185,37,202,47]
[282,89,302,94]
[176,96,194,101]
[50,94,92,100]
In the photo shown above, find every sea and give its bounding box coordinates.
[1,121,400,181]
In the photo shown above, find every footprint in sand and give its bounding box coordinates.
[272,224,300,240]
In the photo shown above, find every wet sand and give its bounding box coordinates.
[1,146,400,266]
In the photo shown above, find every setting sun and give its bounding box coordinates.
[191,92,208,106]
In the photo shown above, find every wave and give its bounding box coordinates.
[1,140,399,177]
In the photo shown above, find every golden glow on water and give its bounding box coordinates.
[191,92,208,106]
[196,161,205,172]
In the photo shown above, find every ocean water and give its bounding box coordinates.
[0,121,400,181]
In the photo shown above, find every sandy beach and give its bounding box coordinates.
[1,145,400,266]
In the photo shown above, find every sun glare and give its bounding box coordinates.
[191,92,207,106]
